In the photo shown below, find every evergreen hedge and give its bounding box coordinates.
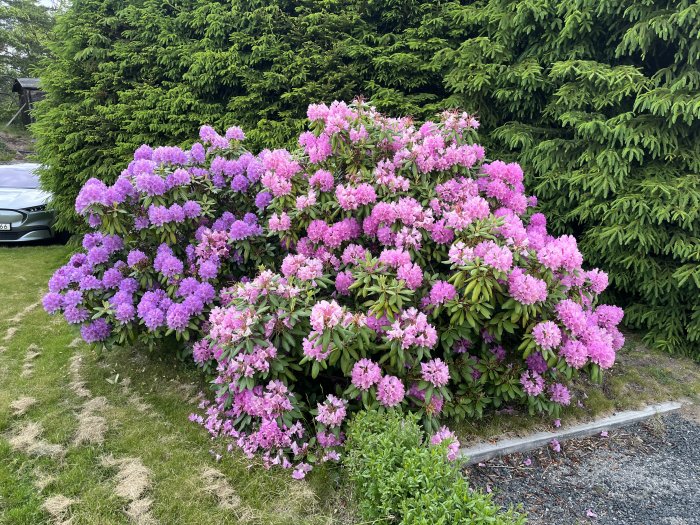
[442,1,700,356]
[35,0,700,356]
[34,0,448,233]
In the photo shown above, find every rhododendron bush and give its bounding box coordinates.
[191,102,624,477]
[43,126,276,351]
[45,100,624,479]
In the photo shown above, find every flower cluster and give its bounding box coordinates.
[430,426,460,462]
[190,101,624,478]
[44,126,275,352]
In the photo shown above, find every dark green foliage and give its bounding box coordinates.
[35,0,700,355]
[0,0,53,120]
[344,410,525,525]
[435,1,700,356]
[34,0,448,233]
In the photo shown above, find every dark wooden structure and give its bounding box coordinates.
[11,78,44,125]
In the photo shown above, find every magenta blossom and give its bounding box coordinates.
[421,358,450,388]
[377,376,405,407]
[351,359,382,391]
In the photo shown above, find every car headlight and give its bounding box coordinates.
[22,204,47,213]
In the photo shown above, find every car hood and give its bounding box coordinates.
[0,188,51,210]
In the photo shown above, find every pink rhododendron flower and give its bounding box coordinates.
[269,212,291,232]
[397,262,423,289]
[316,395,347,427]
[335,183,377,210]
[309,300,344,332]
[532,321,562,350]
[430,426,460,461]
[508,268,548,304]
[377,375,405,407]
[292,462,313,480]
[302,335,332,361]
[421,358,450,387]
[387,308,438,350]
[351,359,382,390]
[429,281,457,305]
[586,269,609,294]
[559,339,588,369]
[520,370,545,396]
[448,241,475,265]
[549,383,571,405]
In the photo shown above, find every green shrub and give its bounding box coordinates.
[345,410,525,525]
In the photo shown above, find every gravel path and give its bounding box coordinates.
[465,411,700,525]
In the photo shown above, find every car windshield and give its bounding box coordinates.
[0,165,40,189]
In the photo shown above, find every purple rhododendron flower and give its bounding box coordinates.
[421,358,450,388]
[429,281,456,305]
[80,318,111,343]
[532,321,562,350]
[42,292,63,314]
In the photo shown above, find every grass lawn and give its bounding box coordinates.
[2,245,698,524]
[0,244,355,525]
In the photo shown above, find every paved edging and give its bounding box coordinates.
[459,401,683,465]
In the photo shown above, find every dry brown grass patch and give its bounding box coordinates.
[74,414,108,446]
[10,301,39,323]
[42,494,76,525]
[20,344,42,378]
[127,392,152,413]
[74,396,108,445]
[34,472,57,491]
[42,494,76,524]
[101,455,156,523]
[10,396,37,416]
[68,354,91,398]
[126,497,157,525]
[268,479,319,523]
[82,396,108,413]
[20,362,34,377]
[200,468,256,522]
[3,326,18,341]
[173,381,196,400]
[200,468,242,510]
[8,421,64,457]
[118,376,153,413]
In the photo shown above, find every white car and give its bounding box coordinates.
[0,163,58,242]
